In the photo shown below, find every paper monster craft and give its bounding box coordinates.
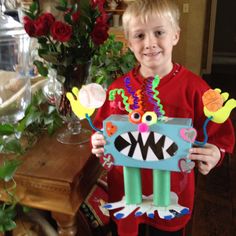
[67,76,236,221]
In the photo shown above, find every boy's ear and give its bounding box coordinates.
[128,41,134,52]
[172,30,180,46]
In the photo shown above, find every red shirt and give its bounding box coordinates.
[93,64,235,235]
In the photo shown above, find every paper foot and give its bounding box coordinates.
[103,192,189,220]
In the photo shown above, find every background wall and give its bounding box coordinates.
[173,0,207,75]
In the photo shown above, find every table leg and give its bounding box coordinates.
[51,212,77,236]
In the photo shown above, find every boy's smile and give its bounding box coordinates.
[144,52,161,57]
[128,15,179,78]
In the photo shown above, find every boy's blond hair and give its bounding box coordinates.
[122,0,180,38]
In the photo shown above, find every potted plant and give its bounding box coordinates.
[90,34,136,87]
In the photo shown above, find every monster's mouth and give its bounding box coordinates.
[114,131,178,161]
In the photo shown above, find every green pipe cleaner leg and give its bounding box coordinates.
[153,169,170,207]
[123,167,142,205]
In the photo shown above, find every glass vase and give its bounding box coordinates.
[0,11,31,124]
[53,62,92,145]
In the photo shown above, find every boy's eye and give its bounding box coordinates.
[135,33,144,39]
[142,111,157,125]
[155,31,164,37]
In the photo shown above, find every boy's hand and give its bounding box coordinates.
[91,132,106,157]
[189,143,221,175]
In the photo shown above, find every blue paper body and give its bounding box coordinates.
[103,115,193,172]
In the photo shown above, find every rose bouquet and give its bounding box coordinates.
[23,0,109,144]
[23,0,109,80]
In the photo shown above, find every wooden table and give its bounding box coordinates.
[0,128,102,236]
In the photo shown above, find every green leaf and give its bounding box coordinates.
[4,220,16,231]
[79,0,92,23]
[30,90,45,106]
[72,3,78,12]
[38,48,49,56]
[59,0,67,9]
[22,11,35,20]
[55,6,67,11]
[3,138,23,156]
[0,204,17,232]
[0,159,22,181]
[17,105,38,132]
[47,123,55,135]
[64,13,73,24]
[40,53,63,65]
[25,1,39,18]
[0,124,15,135]
[22,206,32,213]
[29,2,38,13]
[4,205,17,219]
[90,34,136,86]
[37,37,48,44]
[115,41,123,51]
[25,111,42,127]
[34,60,48,77]
[107,65,119,72]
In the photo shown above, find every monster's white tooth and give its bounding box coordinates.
[141,132,150,145]
[133,144,143,160]
[164,136,173,150]
[141,132,149,145]
[121,145,131,156]
[154,133,162,143]
[162,148,171,159]
[120,133,131,144]
[132,131,139,141]
[146,147,158,161]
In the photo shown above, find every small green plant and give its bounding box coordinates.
[0,91,62,233]
[90,34,136,87]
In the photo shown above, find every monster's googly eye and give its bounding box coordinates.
[142,111,157,125]
[129,110,143,124]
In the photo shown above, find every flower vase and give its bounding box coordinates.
[54,62,92,145]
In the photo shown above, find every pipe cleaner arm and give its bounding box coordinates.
[194,88,236,146]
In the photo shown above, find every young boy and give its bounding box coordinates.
[91,0,235,235]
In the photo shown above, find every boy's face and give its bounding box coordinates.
[127,15,179,77]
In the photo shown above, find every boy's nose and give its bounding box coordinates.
[145,44,157,49]
[145,36,157,49]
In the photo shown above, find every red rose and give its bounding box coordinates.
[91,0,107,22]
[72,11,80,22]
[91,21,109,45]
[35,13,55,36]
[50,21,72,42]
[96,14,108,25]
[40,13,55,29]
[23,16,36,37]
